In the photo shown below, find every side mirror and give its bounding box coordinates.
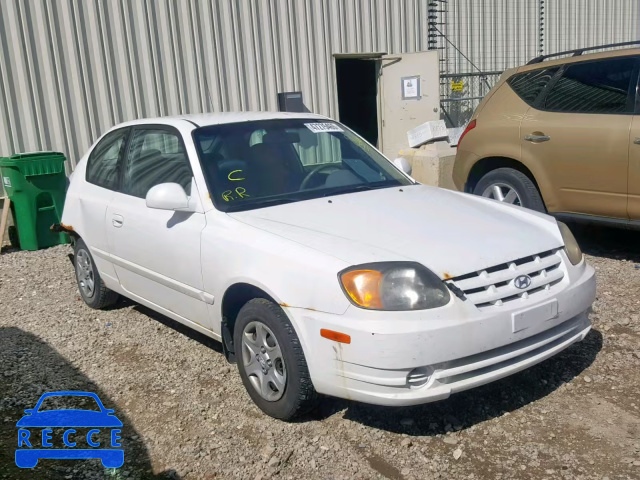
[393,157,412,176]
[24,409,35,415]
[146,183,192,211]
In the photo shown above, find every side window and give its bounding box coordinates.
[544,57,637,114]
[123,129,193,199]
[86,129,128,190]
[508,67,559,106]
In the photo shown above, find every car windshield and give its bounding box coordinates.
[37,395,101,412]
[192,119,412,212]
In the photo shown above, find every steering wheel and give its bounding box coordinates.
[300,164,340,190]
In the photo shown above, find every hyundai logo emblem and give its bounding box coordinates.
[514,275,532,289]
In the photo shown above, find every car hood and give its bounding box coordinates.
[16,410,123,427]
[229,185,564,279]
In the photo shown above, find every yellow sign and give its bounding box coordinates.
[451,80,464,92]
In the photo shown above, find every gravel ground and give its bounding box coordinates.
[0,224,639,480]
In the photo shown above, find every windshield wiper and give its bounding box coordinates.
[324,182,396,196]
[224,197,300,212]
[225,183,400,212]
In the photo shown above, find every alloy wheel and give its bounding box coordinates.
[481,183,522,206]
[76,249,95,298]
[241,321,287,401]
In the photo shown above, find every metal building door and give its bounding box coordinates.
[378,51,441,159]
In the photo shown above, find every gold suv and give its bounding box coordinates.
[453,44,640,229]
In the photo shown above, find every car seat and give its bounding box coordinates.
[247,140,303,196]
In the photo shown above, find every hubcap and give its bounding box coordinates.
[76,249,95,298]
[481,183,522,206]
[241,321,286,402]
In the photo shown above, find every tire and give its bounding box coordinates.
[473,167,546,213]
[74,238,119,309]
[234,298,318,420]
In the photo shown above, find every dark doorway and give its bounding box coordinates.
[335,58,380,146]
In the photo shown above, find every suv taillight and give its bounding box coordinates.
[457,119,476,146]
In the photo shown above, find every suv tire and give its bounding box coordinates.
[74,238,119,309]
[474,168,546,212]
[234,298,318,420]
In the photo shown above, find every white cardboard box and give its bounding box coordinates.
[407,120,448,148]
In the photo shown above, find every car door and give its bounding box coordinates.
[106,125,210,327]
[78,127,130,287]
[628,86,640,220]
[520,56,638,218]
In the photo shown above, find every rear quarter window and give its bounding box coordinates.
[86,129,129,191]
[507,67,559,106]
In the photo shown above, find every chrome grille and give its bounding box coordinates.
[446,249,564,309]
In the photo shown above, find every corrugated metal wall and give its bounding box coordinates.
[441,0,640,74]
[444,0,541,73]
[2,0,639,169]
[544,0,640,55]
[0,0,429,167]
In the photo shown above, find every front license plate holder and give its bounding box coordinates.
[512,299,559,333]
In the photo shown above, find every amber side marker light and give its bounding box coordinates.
[320,329,351,344]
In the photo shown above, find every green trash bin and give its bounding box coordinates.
[0,152,69,251]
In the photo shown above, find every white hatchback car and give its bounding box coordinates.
[61,112,596,420]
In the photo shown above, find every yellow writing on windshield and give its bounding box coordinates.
[222,187,251,201]
[222,190,234,201]
[228,170,245,181]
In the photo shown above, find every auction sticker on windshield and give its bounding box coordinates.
[305,123,343,133]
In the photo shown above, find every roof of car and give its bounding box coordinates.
[516,47,640,73]
[116,111,329,129]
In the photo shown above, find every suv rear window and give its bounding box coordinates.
[508,67,559,105]
[543,57,637,114]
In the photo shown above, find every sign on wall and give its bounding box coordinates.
[401,76,421,99]
[450,80,464,92]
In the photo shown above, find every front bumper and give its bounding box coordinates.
[288,258,596,406]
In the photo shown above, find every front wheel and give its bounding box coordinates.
[473,167,546,212]
[234,298,318,420]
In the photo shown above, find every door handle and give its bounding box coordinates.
[112,214,124,228]
[634,137,640,145]
[524,134,551,143]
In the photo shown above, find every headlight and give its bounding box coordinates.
[557,221,583,265]
[339,262,451,311]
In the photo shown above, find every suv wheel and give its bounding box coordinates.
[74,238,119,309]
[474,168,546,212]
[234,298,318,420]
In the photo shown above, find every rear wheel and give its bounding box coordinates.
[74,238,119,309]
[234,298,318,420]
[474,167,546,212]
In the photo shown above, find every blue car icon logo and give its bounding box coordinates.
[15,391,124,468]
